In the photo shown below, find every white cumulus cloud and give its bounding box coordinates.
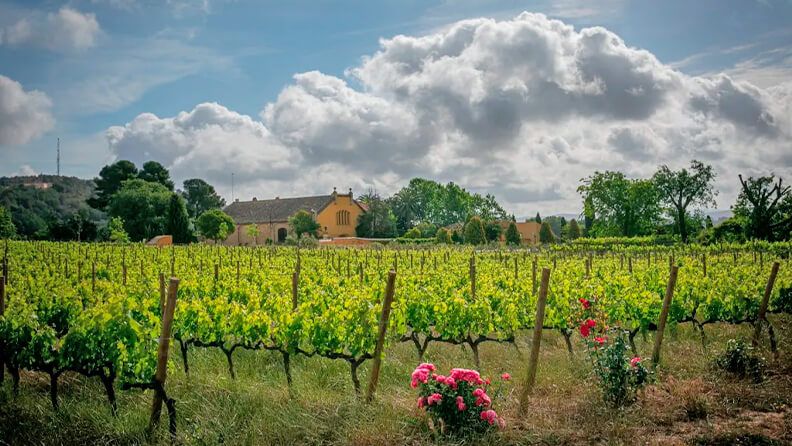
[0,7,101,52]
[0,75,54,145]
[106,12,792,215]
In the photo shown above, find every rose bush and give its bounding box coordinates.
[411,363,508,433]
[576,297,651,407]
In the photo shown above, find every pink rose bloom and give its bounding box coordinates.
[445,377,457,389]
[450,368,484,385]
[427,393,443,405]
[434,374,447,384]
[472,388,491,407]
[411,367,431,388]
[501,373,511,381]
[472,388,485,397]
[480,409,498,425]
[417,363,435,372]
[456,396,466,411]
[594,336,607,346]
[417,397,425,408]
[630,357,641,368]
[485,378,491,386]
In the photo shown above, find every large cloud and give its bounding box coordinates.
[106,12,792,215]
[0,75,54,145]
[0,7,100,52]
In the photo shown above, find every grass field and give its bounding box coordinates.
[1,315,790,445]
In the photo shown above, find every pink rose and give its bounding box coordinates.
[417,363,435,371]
[445,377,457,389]
[427,393,442,405]
[480,409,498,425]
[456,396,466,411]
[630,357,641,368]
[501,373,511,381]
[417,397,425,408]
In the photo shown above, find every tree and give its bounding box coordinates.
[289,210,320,239]
[565,219,581,240]
[403,227,422,238]
[245,224,260,245]
[107,217,130,243]
[543,216,566,241]
[138,161,174,190]
[166,193,193,244]
[89,160,138,209]
[484,220,503,242]
[505,221,521,246]
[578,171,662,237]
[463,216,487,245]
[583,196,595,236]
[108,179,172,242]
[539,221,555,244]
[196,209,235,243]
[182,178,226,219]
[652,160,717,243]
[733,174,792,241]
[0,206,16,238]
[534,212,542,223]
[356,192,398,238]
[435,227,452,244]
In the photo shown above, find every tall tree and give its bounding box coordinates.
[578,171,661,237]
[565,219,581,240]
[182,178,226,219]
[505,221,521,246]
[289,210,320,238]
[89,160,138,209]
[0,206,16,238]
[463,216,487,245]
[166,193,193,244]
[356,192,397,238]
[138,161,174,190]
[583,195,595,236]
[734,174,792,241]
[195,209,235,243]
[534,212,542,223]
[652,160,717,242]
[539,222,555,244]
[107,179,171,242]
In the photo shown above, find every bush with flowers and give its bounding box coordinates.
[576,297,651,407]
[411,363,509,433]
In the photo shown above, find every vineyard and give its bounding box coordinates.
[1,240,791,444]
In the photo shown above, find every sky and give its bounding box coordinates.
[1,0,791,218]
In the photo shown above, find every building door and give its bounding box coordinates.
[277,228,288,243]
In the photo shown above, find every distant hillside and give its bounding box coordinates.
[0,175,104,239]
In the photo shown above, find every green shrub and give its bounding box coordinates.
[715,339,765,383]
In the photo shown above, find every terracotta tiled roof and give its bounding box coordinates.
[224,195,335,224]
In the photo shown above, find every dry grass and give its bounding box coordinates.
[1,316,791,445]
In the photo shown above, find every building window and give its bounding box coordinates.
[336,210,350,226]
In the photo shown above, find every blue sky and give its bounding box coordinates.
[1,0,791,215]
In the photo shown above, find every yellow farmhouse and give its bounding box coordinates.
[222,188,366,245]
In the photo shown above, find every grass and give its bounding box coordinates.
[1,316,791,445]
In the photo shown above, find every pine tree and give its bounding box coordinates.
[565,219,581,240]
[539,221,555,244]
[535,212,542,223]
[167,193,193,243]
[464,216,487,245]
[505,221,521,246]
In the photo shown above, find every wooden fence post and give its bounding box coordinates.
[365,270,397,402]
[652,266,679,366]
[149,278,179,434]
[519,267,551,415]
[752,262,780,348]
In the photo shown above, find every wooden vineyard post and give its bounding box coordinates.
[91,263,96,293]
[159,273,166,316]
[628,256,633,274]
[752,262,780,351]
[513,257,518,281]
[291,269,299,311]
[365,270,397,403]
[519,267,550,415]
[702,254,707,277]
[652,265,679,367]
[358,263,364,284]
[469,255,476,300]
[532,259,537,295]
[214,264,219,281]
[149,277,179,436]
[585,258,590,278]
[283,267,300,387]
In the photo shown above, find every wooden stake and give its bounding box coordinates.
[366,270,397,402]
[159,273,166,316]
[469,255,476,300]
[150,278,179,433]
[753,262,780,348]
[291,270,299,310]
[519,267,551,415]
[652,265,679,366]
